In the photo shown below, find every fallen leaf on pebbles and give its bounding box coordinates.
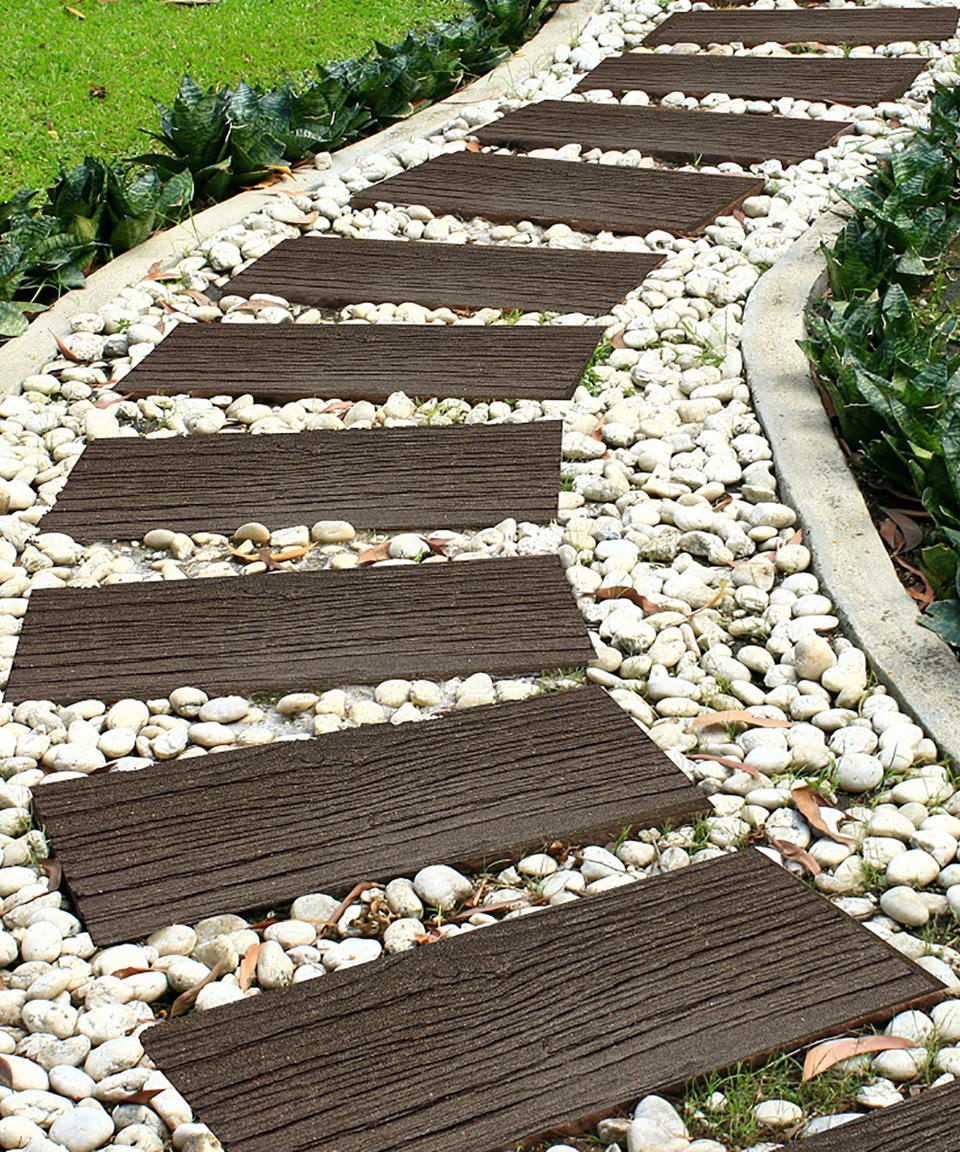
[803,1036,916,1080]
[792,784,855,844]
[239,943,263,992]
[692,710,792,730]
[769,837,821,877]
[169,958,232,1017]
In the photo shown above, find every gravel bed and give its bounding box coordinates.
[0,1,957,1150]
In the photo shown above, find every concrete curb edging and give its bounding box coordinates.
[743,213,960,765]
[0,0,605,395]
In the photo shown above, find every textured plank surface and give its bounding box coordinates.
[474,101,852,166]
[644,9,958,47]
[224,237,661,314]
[794,1082,960,1150]
[40,423,562,542]
[6,556,593,705]
[35,686,708,946]
[120,323,601,403]
[576,55,928,104]
[142,850,944,1152]
[351,151,762,236]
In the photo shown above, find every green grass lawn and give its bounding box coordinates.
[3,0,465,194]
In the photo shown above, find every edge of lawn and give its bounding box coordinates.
[0,0,605,392]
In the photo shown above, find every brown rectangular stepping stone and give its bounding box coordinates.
[6,555,593,705]
[794,1081,960,1150]
[223,236,661,314]
[474,100,852,166]
[34,686,708,946]
[351,151,763,236]
[141,849,945,1152]
[40,422,563,543]
[643,9,958,48]
[576,54,929,104]
[120,324,602,404]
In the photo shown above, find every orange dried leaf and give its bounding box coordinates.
[692,710,792,730]
[269,544,316,563]
[53,332,82,363]
[112,967,154,980]
[238,943,262,992]
[465,141,482,152]
[803,1035,916,1081]
[792,784,855,844]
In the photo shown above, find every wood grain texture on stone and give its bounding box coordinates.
[120,323,602,403]
[643,9,958,48]
[351,151,762,236]
[141,850,945,1152]
[224,236,662,314]
[576,55,928,104]
[474,101,852,166]
[35,686,708,945]
[791,1081,960,1150]
[40,422,562,542]
[6,555,593,705]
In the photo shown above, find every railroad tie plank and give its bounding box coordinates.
[351,151,762,236]
[34,686,708,946]
[576,55,929,105]
[643,9,958,48]
[141,849,945,1152]
[120,324,602,404]
[40,422,563,543]
[6,555,593,705]
[224,236,662,314]
[474,101,852,166]
[792,1081,960,1150]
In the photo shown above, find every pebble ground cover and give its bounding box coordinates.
[2,0,464,190]
[1,1,960,1151]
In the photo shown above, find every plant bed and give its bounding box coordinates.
[804,81,960,649]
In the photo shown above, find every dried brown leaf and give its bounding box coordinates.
[769,837,821,877]
[792,783,855,844]
[168,958,232,1018]
[692,710,792,730]
[116,1089,165,1106]
[111,967,155,979]
[0,1058,11,1089]
[688,753,763,779]
[803,1035,916,1080]
[317,881,379,939]
[882,507,924,554]
[595,585,670,614]
[41,858,62,894]
[357,541,391,565]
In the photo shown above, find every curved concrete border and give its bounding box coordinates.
[743,212,960,765]
[0,0,604,394]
